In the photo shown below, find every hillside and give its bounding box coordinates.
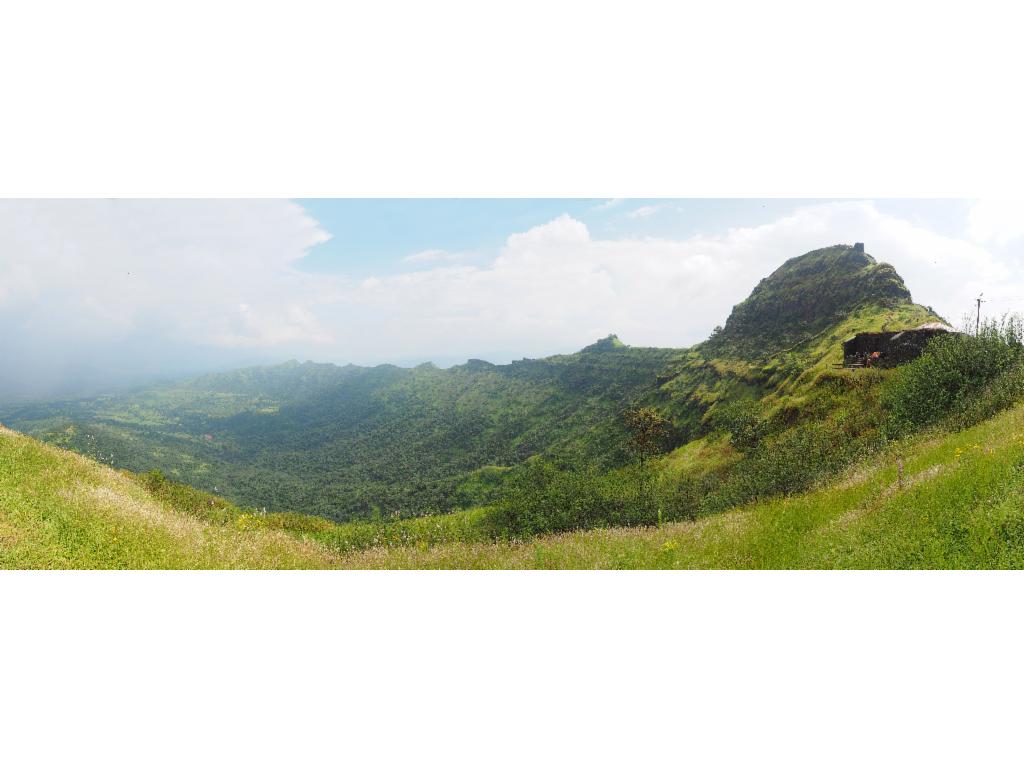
[705,243,913,359]
[0,425,336,568]
[3,341,688,520]
[333,401,1024,568]
[6,396,1024,569]
[634,243,940,436]
[1,243,942,523]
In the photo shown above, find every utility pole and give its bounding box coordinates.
[976,293,985,335]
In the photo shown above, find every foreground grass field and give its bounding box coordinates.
[5,401,1024,569]
[0,426,337,568]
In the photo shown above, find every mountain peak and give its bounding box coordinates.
[581,334,625,353]
[706,243,913,358]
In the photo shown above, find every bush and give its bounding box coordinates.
[711,398,772,452]
[622,407,672,464]
[484,459,660,538]
[690,411,885,517]
[657,473,711,522]
[883,318,1024,436]
[945,361,1024,431]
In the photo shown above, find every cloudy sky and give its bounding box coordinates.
[1,198,1022,400]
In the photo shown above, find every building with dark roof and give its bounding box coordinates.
[841,322,956,368]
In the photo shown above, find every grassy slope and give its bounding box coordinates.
[5,398,1024,569]
[330,402,1024,569]
[655,301,940,433]
[0,426,336,569]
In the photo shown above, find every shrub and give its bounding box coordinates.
[882,318,1024,436]
[694,414,883,516]
[484,459,660,538]
[622,407,672,465]
[489,382,890,537]
[711,399,772,452]
[657,473,711,522]
[945,361,1024,431]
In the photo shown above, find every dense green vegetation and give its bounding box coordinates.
[3,342,686,520]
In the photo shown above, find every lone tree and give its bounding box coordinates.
[622,407,671,466]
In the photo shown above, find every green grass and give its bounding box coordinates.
[2,243,1009,569]
[659,434,739,476]
[0,426,337,569]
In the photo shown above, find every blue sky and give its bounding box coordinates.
[296,199,598,274]
[293,198,983,278]
[293,199,845,275]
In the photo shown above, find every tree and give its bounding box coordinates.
[622,407,671,466]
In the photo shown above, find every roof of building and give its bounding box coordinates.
[842,330,896,344]
[912,322,956,332]
[843,322,955,346]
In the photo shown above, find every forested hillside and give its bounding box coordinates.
[4,338,686,519]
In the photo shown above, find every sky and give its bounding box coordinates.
[1,198,1023,401]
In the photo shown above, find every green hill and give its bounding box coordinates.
[705,243,913,359]
[639,243,940,438]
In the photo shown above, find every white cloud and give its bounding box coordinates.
[0,199,1015,399]
[0,199,334,346]
[967,199,1024,246]
[625,204,663,219]
[593,198,624,211]
[0,199,335,397]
